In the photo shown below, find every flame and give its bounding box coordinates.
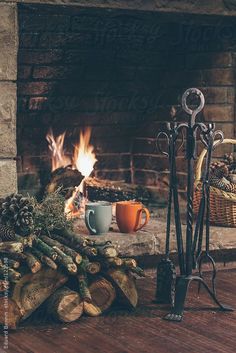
[46,129,71,171]
[64,185,86,219]
[73,128,97,177]
[46,127,97,218]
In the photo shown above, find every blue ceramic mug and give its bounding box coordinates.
[85,201,112,235]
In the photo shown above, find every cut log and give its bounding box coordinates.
[33,238,57,260]
[30,248,58,270]
[46,166,84,197]
[53,228,90,248]
[0,252,27,261]
[25,251,42,274]
[50,233,72,247]
[53,246,77,274]
[83,301,102,317]
[84,277,116,316]
[0,298,23,329]
[7,259,20,270]
[0,279,9,292]
[97,245,117,258]
[84,177,151,203]
[15,234,35,247]
[0,266,21,282]
[106,257,123,267]
[85,261,101,275]
[11,267,68,321]
[46,286,83,323]
[123,259,137,268]
[40,235,82,265]
[81,246,97,257]
[0,242,23,254]
[129,266,145,277]
[106,257,137,269]
[77,273,92,302]
[106,269,138,308]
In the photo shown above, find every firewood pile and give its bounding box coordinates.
[0,193,144,329]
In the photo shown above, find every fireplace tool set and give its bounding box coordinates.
[155,88,234,321]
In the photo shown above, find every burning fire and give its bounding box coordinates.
[73,128,97,178]
[46,129,71,172]
[46,127,97,178]
[64,186,85,219]
[46,127,97,217]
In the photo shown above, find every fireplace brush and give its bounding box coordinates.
[156,88,233,322]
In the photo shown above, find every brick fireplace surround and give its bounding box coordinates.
[1,1,236,198]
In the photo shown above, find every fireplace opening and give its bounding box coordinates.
[17,4,236,208]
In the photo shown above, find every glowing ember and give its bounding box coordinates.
[73,128,97,177]
[64,185,85,219]
[46,129,71,172]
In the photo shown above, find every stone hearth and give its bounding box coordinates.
[74,217,236,266]
[1,1,236,198]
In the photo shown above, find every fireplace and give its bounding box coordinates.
[0,1,236,200]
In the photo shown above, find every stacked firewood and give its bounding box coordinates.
[0,193,144,329]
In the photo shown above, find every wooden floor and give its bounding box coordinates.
[1,269,236,353]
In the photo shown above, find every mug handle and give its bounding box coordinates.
[85,209,97,234]
[135,207,150,231]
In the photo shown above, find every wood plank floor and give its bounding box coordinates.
[1,269,236,353]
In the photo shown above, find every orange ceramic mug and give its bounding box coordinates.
[116,201,150,233]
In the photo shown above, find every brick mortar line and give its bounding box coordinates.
[0,157,16,160]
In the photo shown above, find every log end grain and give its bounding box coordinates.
[47,287,83,323]
[106,269,138,309]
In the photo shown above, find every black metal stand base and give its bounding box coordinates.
[163,275,234,322]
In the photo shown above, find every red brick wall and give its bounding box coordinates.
[17,4,236,195]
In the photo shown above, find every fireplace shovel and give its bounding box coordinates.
[195,127,224,295]
[155,130,177,306]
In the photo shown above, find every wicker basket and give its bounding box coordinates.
[193,138,236,227]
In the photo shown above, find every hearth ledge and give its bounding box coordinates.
[73,219,236,258]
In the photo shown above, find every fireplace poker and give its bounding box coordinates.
[181,88,205,276]
[155,123,185,304]
[171,128,185,276]
[192,126,223,262]
[155,130,176,305]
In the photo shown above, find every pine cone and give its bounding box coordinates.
[223,182,236,193]
[229,172,236,183]
[210,162,229,179]
[222,153,236,173]
[0,223,16,241]
[222,153,234,166]
[0,193,34,236]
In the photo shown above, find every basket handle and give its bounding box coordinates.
[195,138,236,182]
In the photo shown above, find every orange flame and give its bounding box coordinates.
[46,127,97,218]
[46,129,71,171]
[73,128,97,177]
[64,186,84,218]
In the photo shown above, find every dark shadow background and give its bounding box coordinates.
[16,4,236,196]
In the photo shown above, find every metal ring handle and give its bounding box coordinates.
[212,130,224,151]
[182,88,205,116]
